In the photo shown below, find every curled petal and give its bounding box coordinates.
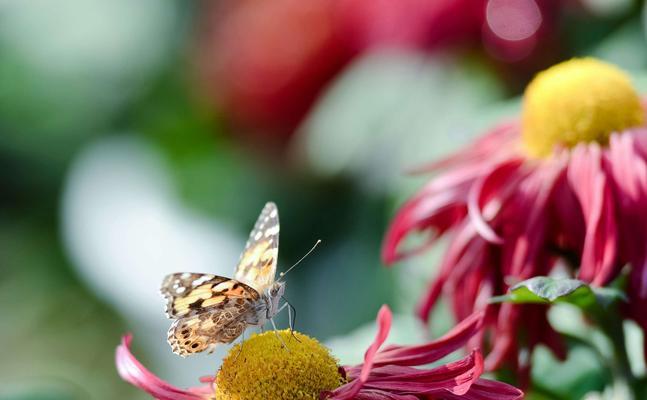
[440,379,524,400]
[410,124,519,174]
[357,350,483,396]
[416,222,479,323]
[382,183,468,263]
[329,305,393,399]
[370,311,485,367]
[467,159,524,244]
[115,334,211,400]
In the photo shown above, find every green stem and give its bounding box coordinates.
[595,308,637,399]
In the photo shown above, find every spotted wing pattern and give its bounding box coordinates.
[160,273,260,319]
[234,202,280,292]
[167,300,254,357]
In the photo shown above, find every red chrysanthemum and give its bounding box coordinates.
[382,58,647,380]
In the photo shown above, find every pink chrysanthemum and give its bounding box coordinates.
[382,58,647,379]
[116,306,522,399]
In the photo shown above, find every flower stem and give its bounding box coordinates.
[594,308,637,399]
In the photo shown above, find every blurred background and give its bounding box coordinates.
[1,0,647,399]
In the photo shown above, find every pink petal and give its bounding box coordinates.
[115,334,210,400]
[383,124,520,264]
[416,222,480,323]
[355,350,483,396]
[349,390,418,400]
[607,132,647,296]
[369,310,484,367]
[439,379,524,400]
[568,143,619,286]
[409,124,519,174]
[329,306,393,400]
[467,159,524,244]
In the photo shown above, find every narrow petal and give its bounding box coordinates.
[439,379,524,400]
[383,125,519,264]
[351,390,418,400]
[356,350,483,396]
[416,222,479,323]
[410,124,519,174]
[115,334,210,400]
[369,311,484,367]
[467,159,523,244]
[382,180,469,263]
[607,132,647,296]
[568,143,619,285]
[329,306,393,399]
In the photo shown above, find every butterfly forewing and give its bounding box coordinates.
[161,272,259,319]
[234,202,280,292]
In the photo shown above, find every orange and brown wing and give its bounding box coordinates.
[234,202,279,292]
[167,299,255,357]
[160,273,259,319]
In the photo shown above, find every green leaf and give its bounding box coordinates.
[490,277,625,309]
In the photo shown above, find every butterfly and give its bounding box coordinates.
[160,202,287,357]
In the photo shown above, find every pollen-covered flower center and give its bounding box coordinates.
[215,330,344,400]
[522,58,645,157]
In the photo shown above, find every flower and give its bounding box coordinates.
[215,331,343,399]
[323,306,523,400]
[116,334,214,400]
[195,0,567,139]
[116,306,523,399]
[382,57,647,378]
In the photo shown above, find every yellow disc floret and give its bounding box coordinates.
[522,58,645,157]
[215,330,344,400]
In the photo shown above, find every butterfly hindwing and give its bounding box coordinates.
[234,202,280,292]
[167,300,253,357]
[160,273,259,319]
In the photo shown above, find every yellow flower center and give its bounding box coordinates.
[215,330,344,400]
[522,58,645,157]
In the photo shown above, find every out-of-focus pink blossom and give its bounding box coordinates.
[196,0,567,139]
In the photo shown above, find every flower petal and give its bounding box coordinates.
[439,379,524,400]
[356,350,483,396]
[370,310,484,367]
[329,305,393,399]
[568,143,619,286]
[115,334,210,400]
[467,159,524,244]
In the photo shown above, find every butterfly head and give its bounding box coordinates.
[265,281,286,318]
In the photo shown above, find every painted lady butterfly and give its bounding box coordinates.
[160,202,286,357]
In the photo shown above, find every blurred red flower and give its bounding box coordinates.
[196,0,563,140]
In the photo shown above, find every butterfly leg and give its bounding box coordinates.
[234,330,246,362]
[270,318,290,351]
[281,296,301,343]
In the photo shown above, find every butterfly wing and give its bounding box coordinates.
[234,202,279,293]
[167,300,254,357]
[160,273,260,319]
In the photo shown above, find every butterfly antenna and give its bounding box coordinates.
[279,240,321,279]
